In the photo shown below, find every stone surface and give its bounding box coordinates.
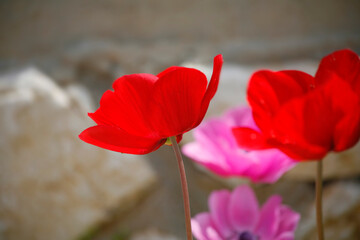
[1,0,360,63]
[297,181,360,240]
[0,68,157,240]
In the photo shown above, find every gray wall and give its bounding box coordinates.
[1,0,359,63]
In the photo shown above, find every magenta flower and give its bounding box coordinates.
[192,185,300,240]
[182,106,296,183]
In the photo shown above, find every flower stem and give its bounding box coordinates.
[169,136,193,240]
[316,160,324,240]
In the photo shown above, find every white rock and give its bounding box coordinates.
[0,68,157,240]
[65,83,94,113]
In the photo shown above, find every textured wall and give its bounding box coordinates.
[0,0,359,63]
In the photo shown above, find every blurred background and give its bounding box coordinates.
[1,0,360,240]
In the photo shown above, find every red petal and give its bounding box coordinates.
[90,74,158,138]
[333,111,360,151]
[112,73,157,90]
[195,54,224,126]
[326,77,360,151]
[315,49,360,93]
[268,97,331,160]
[247,70,314,134]
[272,142,328,161]
[176,134,183,143]
[157,66,183,78]
[148,67,208,137]
[269,75,360,160]
[79,125,165,154]
[232,127,270,150]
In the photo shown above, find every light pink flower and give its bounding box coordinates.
[182,106,296,183]
[192,185,300,240]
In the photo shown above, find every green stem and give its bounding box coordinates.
[169,136,193,240]
[316,160,324,240]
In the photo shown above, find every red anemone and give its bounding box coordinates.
[233,49,360,161]
[80,55,223,154]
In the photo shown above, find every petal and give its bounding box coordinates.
[182,116,244,176]
[272,143,327,161]
[149,68,208,137]
[274,232,295,240]
[326,77,360,151]
[333,110,360,151]
[232,127,270,150]
[228,185,259,232]
[268,95,330,160]
[206,227,223,240]
[208,190,233,238]
[276,206,300,236]
[315,49,360,93]
[182,142,232,176]
[271,74,360,160]
[79,125,165,154]
[157,66,183,78]
[175,134,183,143]
[184,105,296,181]
[113,73,157,90]
[192,119,235,163]
[247,70,314,133]
[224,106,259,130]
[91,74,158,137]
[195,54,224,126]
[255,195,282,240]
[243,150,296,183]
[191,213,212,240]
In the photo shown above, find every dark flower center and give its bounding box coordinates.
[238,231,258,240]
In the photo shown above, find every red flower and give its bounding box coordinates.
[233,49,360,161]
[79,55,223,154]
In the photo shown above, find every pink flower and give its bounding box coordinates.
[192,185,300,240]
[182,106,296,183]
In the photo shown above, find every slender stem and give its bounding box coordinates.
[169,136,193,240]
[316,160,324,240]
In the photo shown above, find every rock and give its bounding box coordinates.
[0,68,157,240]
[65,83,94,113]
[130,229,180,240]
[297,181,360,240]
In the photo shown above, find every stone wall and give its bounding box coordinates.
[0,0,359,64]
